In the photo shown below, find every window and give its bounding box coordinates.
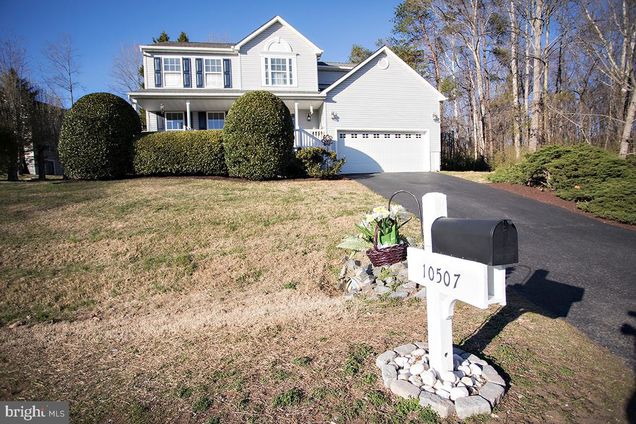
[384,133,390,138]
[406,134,412,139]
[339,133,345,139]
[204,58,222,88]
[207,112,225,129]
[395,134,401,138]
[263,57,295,86]
[165,112,184,131]
[373,133,380,138]
[163,58,181,87]
[415,133,422,139]
[351,133,357,139]
[362,133,369,138]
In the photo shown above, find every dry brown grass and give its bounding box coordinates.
[440,171,493,184]
[0,177,632,423]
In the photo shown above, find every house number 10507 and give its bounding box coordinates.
[422,264,460,289]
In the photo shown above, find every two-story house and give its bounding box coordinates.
[128,16,445,173]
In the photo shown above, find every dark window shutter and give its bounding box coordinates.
[223,59,232,88]
[156,112,164,131]
[195,58,203,88]
[198,111,207,130]
[184,111,188,129]
[154,57,162,87]
[182,58,191,88]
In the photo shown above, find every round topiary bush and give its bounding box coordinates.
[59,92,141,179]
[223,91,294,180]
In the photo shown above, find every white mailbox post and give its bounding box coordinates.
[407,193,515,374]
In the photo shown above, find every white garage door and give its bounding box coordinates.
[336,130,430,174]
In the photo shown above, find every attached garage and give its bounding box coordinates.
[322,47,445,174]
[336,130,431,173]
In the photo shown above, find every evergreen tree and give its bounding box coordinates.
[177,32,190,42]
[153,31,170,43]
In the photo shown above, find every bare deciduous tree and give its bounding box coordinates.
[110,44,144,97]
[44,34,81,106]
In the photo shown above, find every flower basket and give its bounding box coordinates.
[365,190,422,267]
[366,224,408,266]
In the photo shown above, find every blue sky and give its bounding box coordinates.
[0,0,400,105]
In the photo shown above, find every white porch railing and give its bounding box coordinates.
[294,129,325,148]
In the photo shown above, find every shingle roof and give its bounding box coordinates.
[152,41,234,48]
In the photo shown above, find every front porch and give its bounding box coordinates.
[129,91,328,149]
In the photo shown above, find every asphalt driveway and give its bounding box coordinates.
[352,172,636,366]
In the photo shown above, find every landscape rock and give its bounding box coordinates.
[410,363,425,375]
[381,364,397,387]
[420,370,437,387]
[389,290,409,299]
[435,389,450,399]
[469,363,483,376]
[419,392,455,418]
[390,380,421,399]
[376,350,397,368]
[394,343,417,356]
[481,365,505,386]
[449,386,469,401]
[454,395,492,419]
[478,382,505,406]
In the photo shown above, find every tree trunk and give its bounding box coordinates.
[524,6,531,145]
[543,16,550,145]
[619,84,635,158]
[529,0,544,152]
[509,0,522,159]
[35,144,46,180]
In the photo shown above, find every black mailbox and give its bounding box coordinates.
[431,218,518,266]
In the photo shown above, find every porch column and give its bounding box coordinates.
[294,102,299,130]
[186,101,191,130]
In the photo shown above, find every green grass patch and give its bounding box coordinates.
[192,396,213,413]
[343,343,374,376]
[272,387,304,408]
[291,356,312,366]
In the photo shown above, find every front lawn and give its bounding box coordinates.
[0,178,632,423]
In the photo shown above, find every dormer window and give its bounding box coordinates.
[262,37,297,87]
[163,58,181,87]
[263,57,295,86]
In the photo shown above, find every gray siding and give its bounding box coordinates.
[238,22,318,91]
[324,51,441,168]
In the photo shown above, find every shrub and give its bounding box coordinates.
[489,144,636,224]
[223,91,294,180]
[133,130,226,176]
[58,93,141,179]
[295,147,344,178]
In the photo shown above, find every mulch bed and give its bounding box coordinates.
[489,182,636,232]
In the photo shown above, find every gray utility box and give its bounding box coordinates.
[431,218,518,266]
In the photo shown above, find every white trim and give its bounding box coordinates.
[128,91,325,99]
[234,16,323,55]
[206,111,226,130]
[165,111,185,131]
[335,127,429,133]
[141,45,236,53]
[322,46,446,101]
[261,55,297,88]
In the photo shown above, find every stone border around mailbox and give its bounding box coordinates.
[376,342,505,420]
[338,257,426,301]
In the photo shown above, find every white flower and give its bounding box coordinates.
[389,204,409,221]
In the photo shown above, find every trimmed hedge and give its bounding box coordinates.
[489,144,636,224]
[59,93,141,179]
[133,130,226,176]
[295,147,344,178]
[223,91,294,180]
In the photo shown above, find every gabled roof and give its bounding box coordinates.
[322,46,446,101]
[234,16,323,55]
